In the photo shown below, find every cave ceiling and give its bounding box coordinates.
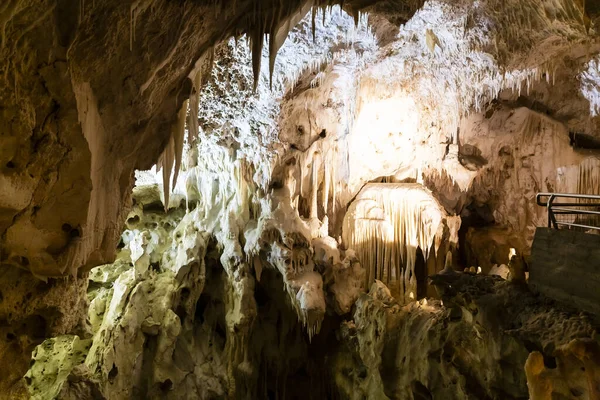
[0,0,597,278]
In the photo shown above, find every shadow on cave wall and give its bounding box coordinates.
[250,267,342,400]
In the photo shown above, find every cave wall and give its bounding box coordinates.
[273,0,600,272]
[24,190,233,399]
[458,105,600,269]
[1,0,226,277]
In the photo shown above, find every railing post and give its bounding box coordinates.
[547,194,555,229]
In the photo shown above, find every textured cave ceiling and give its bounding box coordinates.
[0,0,411,277]
[0,0,597,278]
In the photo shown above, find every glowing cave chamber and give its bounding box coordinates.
[343,183,459,302]
[3,1,600,400]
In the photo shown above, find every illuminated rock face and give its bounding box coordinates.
[342,183,459,302]
[3,0,600,398]
[459,106,600,267]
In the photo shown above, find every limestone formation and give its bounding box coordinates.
[1,0,600,398]
[334,273,597,399]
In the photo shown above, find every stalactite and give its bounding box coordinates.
[157,99,187,210]
[129,0,150,51]
[187,70,203,145]
[342,184,446,302]
[158,136,174,211]
[311,5,317,42]
[323,154,330,214]
[250,28,264,92]
[330,144,337,216]
[171,99,188,188]
[286,271,325,342]
[310,151,320,219]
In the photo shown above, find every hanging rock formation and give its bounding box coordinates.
[342,183,460,301]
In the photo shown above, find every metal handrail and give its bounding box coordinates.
[536,192,600,204]
[536,192,600,231]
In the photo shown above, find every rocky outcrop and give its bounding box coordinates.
[332,275,599,399]
[459,105,600,265]
[526,338,600,400]
[0,267,89,398]
[26,188,600,399]
[25,188,232,399]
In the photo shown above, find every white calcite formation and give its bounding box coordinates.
[342,183,458,302]
[581,54,600,117]
[271,0,599,270]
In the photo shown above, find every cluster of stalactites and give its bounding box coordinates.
[152,1,363,208]
[157,98,188,210]
[342,184,445,303]
[291,140,338,223]
[157,50,215,210]
[242,1,365,91]
[577,157,600,227]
